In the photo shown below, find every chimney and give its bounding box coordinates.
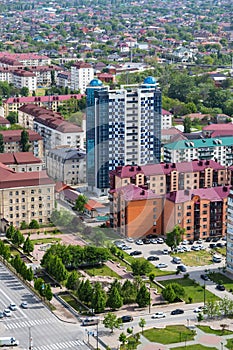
[140,190,145,195]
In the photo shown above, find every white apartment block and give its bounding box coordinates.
[226,189,233,274]
[0,53,51,67]
[12,70,37,92]
[71,62,94,93]
[164,137,233,166]
[161,108,173,129]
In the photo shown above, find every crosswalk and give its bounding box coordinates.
[22,340,85,350]
[4,317,57,330]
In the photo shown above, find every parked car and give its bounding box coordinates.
[21,302,28,309]
[157,238,164,244]
[0,312,3,319]
[206,237,212,242]
[197,239,203,244]
[135,239,143,245]
[126,237,134,243]
[163,249,169,255]
[150,238,157,244]
[209,243,217,249]
[200,274,209,281]
[182,240,188,245]
[193,306,204,313]
[121,315,133,323]
[216,284,225,291]
[177,265,187,272]
[171,309,184,315]
[188,240,194,245]
[142,238,151,244]
[130,250,142,256]
[151,312,166,319]
[146,234,157,239]
[121,245,132,250]
[191,245,200,251]
[9,303,17,311]
[212,237,220,242]
[3,309,11,317]
[147,256,159,261]
[156,263,168,269]
[217,242,224,248]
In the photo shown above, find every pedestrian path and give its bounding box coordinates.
[4,317,57,330]
[20,340,85,350]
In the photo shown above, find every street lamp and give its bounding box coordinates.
[204,280,206,307]
[96,320,99,350]
[29,327,33,350]
[146,283,151,314]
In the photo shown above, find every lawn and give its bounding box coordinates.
[161,278,220,303]
[171,250,212,266]
[84,265,121,279]
[143,325,196,344]
[174,345,217,350]
[226,338,233,349]
[214,247,226,256]
[208,272,233,292]
[31,237,62,245]
[197,325,233,336]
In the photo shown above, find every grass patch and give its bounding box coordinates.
[84,265,121,279]
[214,247,226,256]
[171,251,212,266]
[161,278,220,303]
[197,325,233,336]
[226,338,233,349]
[31,237,62,244]
[208,272,233,292]
[35,88,46,96]
[174,345,217,350]
[143,325,196,344]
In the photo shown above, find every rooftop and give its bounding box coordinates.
[166,186,231,203]
[164,136,233,150]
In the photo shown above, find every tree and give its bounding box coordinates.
[0,134,4,153]
[121,279,137,304]
[78,279,93,305]
[7,111,18,124]
[91,282,107,313]
[103,312,122,333]
[136,284,150,308]
[74,194,88,212]
[119,332,127,346]
[6,224,16,240]
[66,270,79,290]
[20,221,28,230]
[29,219,40,229]
[166,225,184,249]
[131,259,152,276]
[107,285,123,310]
[162,283,185,303]
[20,87,29,97]
[0,240,10,260]
[183,116,192,133]
[23,235,34,254]
[44,284,53,301]
[12,229,25,246]
[138,318,146,334]
[20,130,30,152]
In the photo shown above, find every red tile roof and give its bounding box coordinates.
[0,129,42,142]
[203,123,233,131]
[111,184,160,201]
[85,199,105,211]
[0,152,41,165]
[4,94,83,104]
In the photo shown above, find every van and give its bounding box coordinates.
[172,256,182,264]
[82,317,99,326]
[212,254,222,263]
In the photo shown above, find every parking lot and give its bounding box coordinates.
[114,236,226,272]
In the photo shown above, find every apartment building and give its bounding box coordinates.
[18,104,85,152]
[3,94,83,117]
[111,184,229,239]
[46,147,86,185]
[110,160,228,194]
[0,53,51,67]
[0,129,43,158]
[0,152,42,172]
[71,62,94,93]
[161,109,173,130]
[12,70,37,92]
[226,188,233,274]
[86,77,162,195]
[163,137,233,166]
[0,164,55,231]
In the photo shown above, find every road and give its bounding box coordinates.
[0,263,88,350]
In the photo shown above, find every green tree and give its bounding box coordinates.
[20,129,30,152]
[66,270,79,290]
[20,87,29,97]
[103,312,122,333]
[29,219,40,229]
[12,229,25,246]
[79,279,93,305]
[136,284,150,308]
[131,259,152,276]
[91,282,107,313]
[107,285,123,310]
[0,134,4,153]
[166,225,184,249]
[23,235,34,254]
[121,279,137,304]
[6,224,15,240]
[162,283,185,303]
[20,221,28,230]
[44,284,53,301]
[139,318,146,334]
[7,111,18,124]
[74,194,88,212]
[119,332,127,346]
[183,116,192,133]
[0,240,10,260]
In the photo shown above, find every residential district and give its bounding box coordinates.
[0,0,233,349]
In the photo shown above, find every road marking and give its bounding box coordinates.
[4,317,57,330]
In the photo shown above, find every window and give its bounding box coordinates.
[187,205,191,210]
[31,197,34,202]
[47,196,50,200]
[31,190,35,194]
[9,207,13,211]
[9,191,13,196]
[15,191,19,195]
[203,218,207,222]
[22,191,25,195]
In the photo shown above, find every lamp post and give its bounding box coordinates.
[146,283,151,314]
[204,280,206,307]
[29,327,33,350]
[96,320,99,350]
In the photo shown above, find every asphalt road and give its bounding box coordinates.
[0,263,88,350]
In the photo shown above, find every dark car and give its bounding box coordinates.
[209,243,217,249]
[146,234,157,239]
[205,237,212,242]
[217,242,224,248]
[177,265,187,272]
[171,309,184,315]
[147,256,159,261]
[188,240,194,245]
[200,274,209,281]
[212,237,220,242]
[130,250,142,256]
[121,315,133,323]
[142,238,151,244]
[216,284,225,291]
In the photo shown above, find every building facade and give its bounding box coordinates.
[226,189,233,274]
[46,147,86,185]
[71,62,94,93]
[0,152,43,172]
[86,77,162,195]
[163,137,233,166]
[12,70,37,92]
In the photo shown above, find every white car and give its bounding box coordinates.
[135,239,143,245]
[3,309,11,317]
[121,245,132,250]
[152,312,166,319]
[182,240,188,245]
[150,238,157,244]
[156,263,168,269]
[193,306,204,313]
[126,237,134,243]
[157,238,164,244]
[192,246,200,251]
[163,249,169,255]
[9,303,17,311]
